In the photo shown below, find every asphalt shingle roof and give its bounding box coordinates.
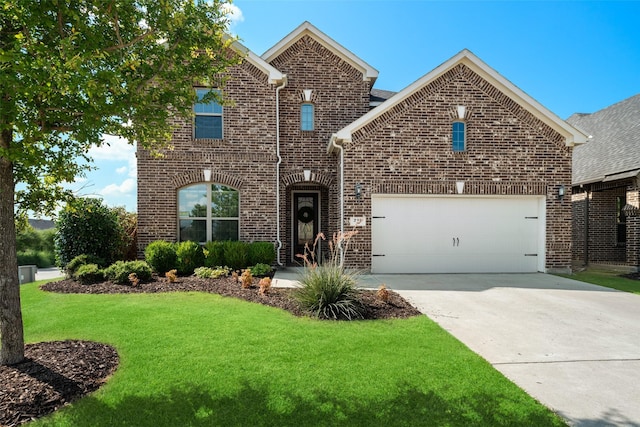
[567,93,640,185]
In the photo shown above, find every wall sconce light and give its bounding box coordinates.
[355,183,362,199]
[303,169,311,181]
[558,184,565,200]
[456,181,465,194]
[203,169,212,182]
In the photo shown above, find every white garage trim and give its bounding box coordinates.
[371,195,546,273]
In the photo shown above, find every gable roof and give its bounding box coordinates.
[262,21,378,83]
[329,49,589,151]
[225,35,286,85]
[567,93,640,186]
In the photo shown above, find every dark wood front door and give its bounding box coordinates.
[293,193,319,263]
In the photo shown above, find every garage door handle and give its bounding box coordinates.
[453,237,459,247]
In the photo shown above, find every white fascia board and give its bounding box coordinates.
[334,49,589,147]
[262,21,378,82]
[226,35,285,84]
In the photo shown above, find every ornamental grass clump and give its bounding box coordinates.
[294,230,364,320]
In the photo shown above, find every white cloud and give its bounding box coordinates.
[223,3,244,27]
[99,178,136,197]
[116,166,127,174]
[89,134,135,161]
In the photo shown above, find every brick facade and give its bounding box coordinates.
[341,63,573,271]
[137,22,581,273]
[572,181,640,268]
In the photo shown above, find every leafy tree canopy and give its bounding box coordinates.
[0,0,241,364]
[1,0,241,220]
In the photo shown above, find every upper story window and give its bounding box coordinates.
[178,183,239,243]
[452,121,466,152]
[301,103,314,131]
[194,88,223,139]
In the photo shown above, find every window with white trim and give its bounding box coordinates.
[452,121,466,152]
[178,184,239,242]
[301,103,314,131]
[194,88,223,139]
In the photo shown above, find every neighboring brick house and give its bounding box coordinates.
[137,21,588,274]
[568,94,640,271]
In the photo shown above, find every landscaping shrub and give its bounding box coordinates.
[16,227,56,268]
[17,249,54,268]
[112,207,138,261]
[65,254,107,279]
[75,264,105,285]
[249,263,272,277]
[55,197,125,267]
[194,266,230,279]
[248,242,276,266]
[203,241,225,267]
[144,240,177,275]
[294,264,363,320]
[175,241,205,275]
[294,230,364,320]
[224,241,248,270]
[104,261,152,285]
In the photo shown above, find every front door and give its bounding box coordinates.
[293,193,319,263]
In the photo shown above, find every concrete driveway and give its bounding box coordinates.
[362,273,640,427]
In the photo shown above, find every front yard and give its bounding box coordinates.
[10,279,566,426]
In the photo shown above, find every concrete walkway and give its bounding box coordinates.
[273,269,640,426]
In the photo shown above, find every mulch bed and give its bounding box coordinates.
[1,275,421,426]
[0,341,119,427]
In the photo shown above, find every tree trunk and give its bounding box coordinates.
[0,129,24,365]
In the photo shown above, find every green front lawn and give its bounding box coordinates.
[560,269,640,295]
[21,280,566,426]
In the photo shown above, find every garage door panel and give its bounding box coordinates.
[371,196,543,273]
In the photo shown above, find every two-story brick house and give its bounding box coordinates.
[137,21,588,274]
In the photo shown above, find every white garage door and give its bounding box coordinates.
[371,195,545,273]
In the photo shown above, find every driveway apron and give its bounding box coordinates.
[367,273,640,427]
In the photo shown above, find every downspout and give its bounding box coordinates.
[329,137,345,266]
[275,76,287,267]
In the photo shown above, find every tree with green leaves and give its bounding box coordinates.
[0,0,241,365]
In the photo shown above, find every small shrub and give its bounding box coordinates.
[17,249,55,268]
[249,263,272,277]
[104,260,152,285]
[165,269,178,283]
[248,242,276,266]
[294,230,364,320]
[231,270,239,283]
[65,254,107,279]
[240,269,253,289]
[295,264,363,320]
[75,264,104,285]
[203,241,225,268]
[258,277,272,295]
[224,241,248,270]
[144,240,177,275]
[128,273,140,287]
[376,284,390,302]
[194,266,231,279]
[175,241,205,275]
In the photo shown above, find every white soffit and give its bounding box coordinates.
[330,49,588,151]
[262,21,378,82]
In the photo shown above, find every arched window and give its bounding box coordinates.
[452,121,466,152]
[178,184,239,242]
[301,103,314,131]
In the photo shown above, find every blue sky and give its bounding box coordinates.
[71,0,639,214]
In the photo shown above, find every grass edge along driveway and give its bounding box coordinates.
[20,281,567,427]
